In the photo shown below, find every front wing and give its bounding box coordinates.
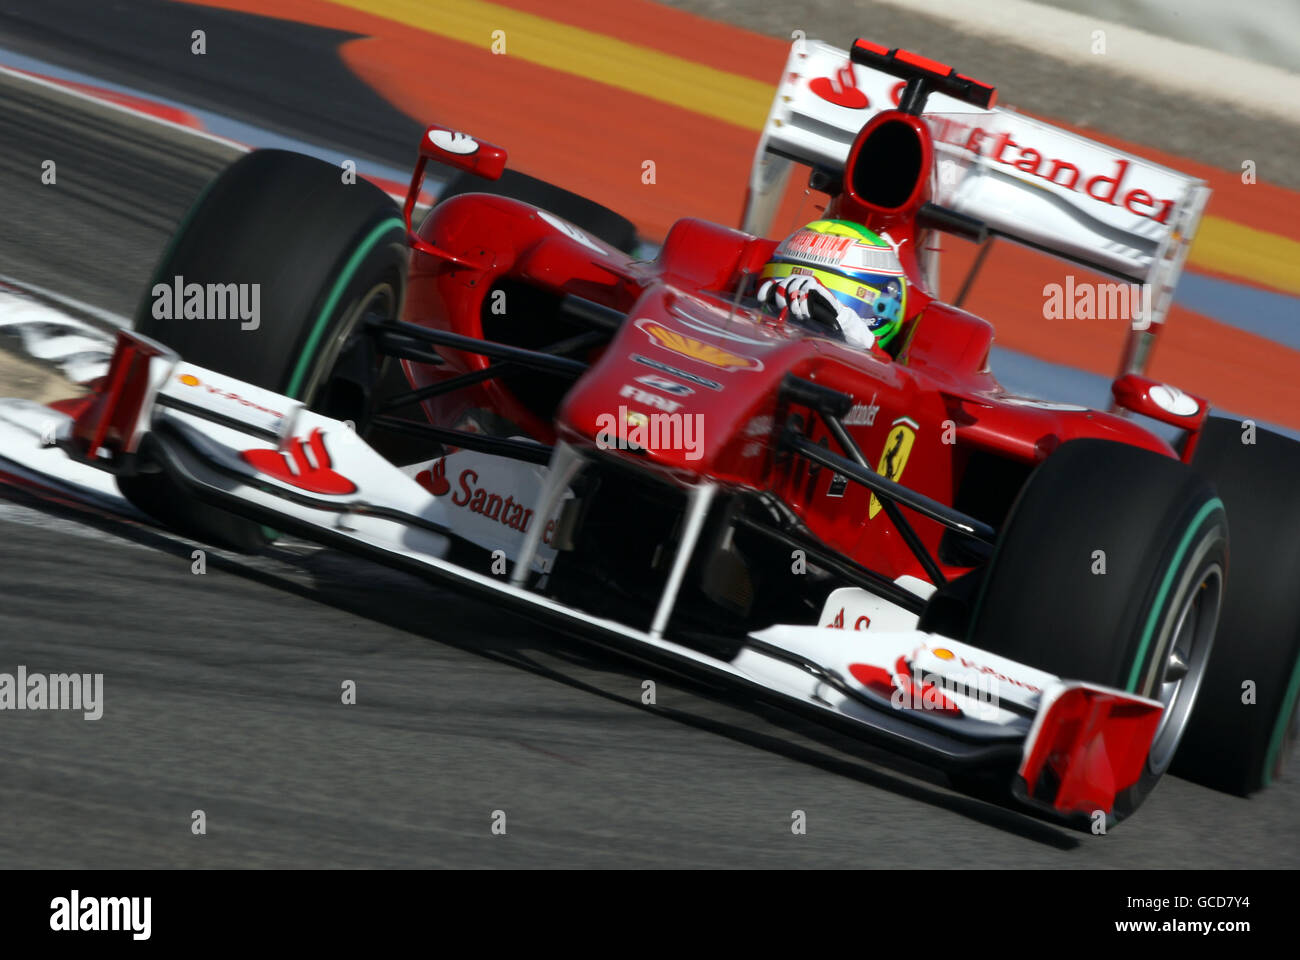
[0,330,1165,823]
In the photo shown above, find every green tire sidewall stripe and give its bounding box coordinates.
[1126,497,1225,693]
[147,168,245,537]
[1263,645,1300,786]
[140,176,222,322]
[285,216,406,400]
[270,215,404,541]
[140,168,403,546]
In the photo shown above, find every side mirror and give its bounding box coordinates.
[403,126,508,267]
[1111,373,1208,434]
[418,125,507,180]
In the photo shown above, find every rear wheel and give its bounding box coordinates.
[962,439,1227,822]
[119,149,409,550]
[1174,417,1300,794]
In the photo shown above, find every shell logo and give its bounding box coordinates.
[178,373,200,386]
[635,319,762,371]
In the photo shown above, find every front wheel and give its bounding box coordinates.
[1174,417,1300,794]
[963,439,1227,824]
[119,150,410,550]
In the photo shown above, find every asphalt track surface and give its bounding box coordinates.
[0,17,1297,869]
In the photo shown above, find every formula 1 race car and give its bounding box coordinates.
[8,38,1298,829]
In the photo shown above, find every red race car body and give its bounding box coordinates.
[16,38,1294,826]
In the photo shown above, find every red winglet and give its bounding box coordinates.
[850,40,997,111]
[1020,685,1163,816]
[852,38,890,58]
[893,49,954,77]
[68,331,168,462]
[956,73,998,109]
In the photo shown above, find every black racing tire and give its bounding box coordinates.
[118,149,409,551]
[435,168,638,254]
[1173,417,1300,794]
[965,438,1227,824]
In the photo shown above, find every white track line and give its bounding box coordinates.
[0,60,429,212]
[0,61,430,388]
[0,287,114,384]
[0,273,131,329]
[0,63,247,153]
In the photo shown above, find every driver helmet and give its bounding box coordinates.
[758,220,907,348]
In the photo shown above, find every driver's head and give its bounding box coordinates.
[759,220,907,348]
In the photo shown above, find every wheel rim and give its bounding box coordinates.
[1148,565,1223,772]
[306,279,399,431]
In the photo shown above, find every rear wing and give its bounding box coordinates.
[743,38,1211,376]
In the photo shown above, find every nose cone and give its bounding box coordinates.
[557,288,799,477]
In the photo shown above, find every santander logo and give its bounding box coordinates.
[931,116,1179,224]
[810,63,869,109]
[809,62,907,111]
[242,429,356,496]
[419,461,555,544]
[416,458,451,496]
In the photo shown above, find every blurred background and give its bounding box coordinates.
[1,0,1297,430]
[0,0,1297,869]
